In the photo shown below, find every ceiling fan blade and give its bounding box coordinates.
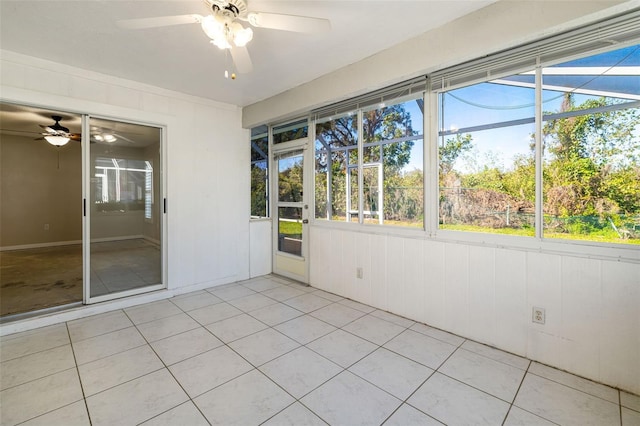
[113,133,136,144]
[248,12,330,33]
[230,46,253,74]
[117,14,202,30]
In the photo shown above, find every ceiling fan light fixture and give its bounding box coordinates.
[45,135,70,147]
[201,12,252,49]
[233,25,253,47]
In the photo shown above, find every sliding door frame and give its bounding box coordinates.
[82,114,168,305]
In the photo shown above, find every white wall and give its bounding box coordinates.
[0,134,82,248]
[243,0,640,395]
[309,226,639,395]
[249,219,272,278]
[0,50,250,295]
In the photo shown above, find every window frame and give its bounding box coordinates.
[312,93,426,229]
[281,12,640,261]
[250,125,270,219]
[430,41,640,254]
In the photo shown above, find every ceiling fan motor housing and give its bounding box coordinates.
[49,116,70,133]
[205,0,248,18]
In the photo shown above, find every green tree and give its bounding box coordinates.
[543,93,640,216]
[315,104,420,221]
[439,133,473,176]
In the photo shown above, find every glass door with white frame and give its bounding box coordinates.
[273,147,309,283]
[86,117,163,301]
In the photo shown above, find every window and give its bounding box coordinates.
[315,114,358,221]
[362,99,424,226]
[273,119,308,145]
[314,96,424,227]
[250,125,269,218]
[436,42,640,245]
[541,46,640,244]
[438,72,536,236]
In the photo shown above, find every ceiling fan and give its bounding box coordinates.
[38,116,80,147]
[117,0,331,74]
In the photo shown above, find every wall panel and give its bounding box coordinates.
[308,225,640,394]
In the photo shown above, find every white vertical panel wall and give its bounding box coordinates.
[309,226,640,395]
[0,52,250,296]
[249,219,272,277]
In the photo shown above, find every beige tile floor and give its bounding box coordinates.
[1,274,638,426]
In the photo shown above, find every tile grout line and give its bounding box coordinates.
[122,308,213,425]
[67,320,94,426]
[501,359,532,426]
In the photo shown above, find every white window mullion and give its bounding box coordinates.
[534,62,543,240]
[357,110,364,224]
[427,89,439,237]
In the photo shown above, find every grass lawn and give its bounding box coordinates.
[440,224,640,245]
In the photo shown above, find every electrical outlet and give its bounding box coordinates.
[356,267,363,279]
[532,307,545,324]
[44,223,50,231]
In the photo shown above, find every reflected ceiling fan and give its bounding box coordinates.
[117,0,331,75]
[38,116,81,147]
[90,125,137,144]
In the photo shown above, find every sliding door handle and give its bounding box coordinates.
[302,219,309,224]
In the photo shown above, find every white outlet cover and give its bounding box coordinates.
[532,307,545,324]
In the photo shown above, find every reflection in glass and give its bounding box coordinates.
[89,118,162,298]
[278,207,302,256]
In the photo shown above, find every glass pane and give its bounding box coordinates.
[363,166,380,223]
[278,207,302,256]
[251,125,269,218]
[89,118,162,298]
[348,168,359,222]
[278,153,303,203]
[363,98,424,228]
[438,71,536,236]
[542,44,640,245]
[382,138,424,227]
[273,119,308,144]
[363,98,423,143]
[315,115,358,221]
[251,161,268,217]
[316,115,358,148]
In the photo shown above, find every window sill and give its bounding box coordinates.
[310,219,640,264]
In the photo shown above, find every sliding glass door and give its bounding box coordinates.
[85,117,164,302]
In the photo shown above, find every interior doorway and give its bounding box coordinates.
[0,103,165,319]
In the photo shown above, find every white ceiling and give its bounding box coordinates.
[0,1,495,107]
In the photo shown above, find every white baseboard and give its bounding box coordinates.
[143,236,161,246]
[0,235,156,251]
[0,240,82,252]
[90,235,144,243]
